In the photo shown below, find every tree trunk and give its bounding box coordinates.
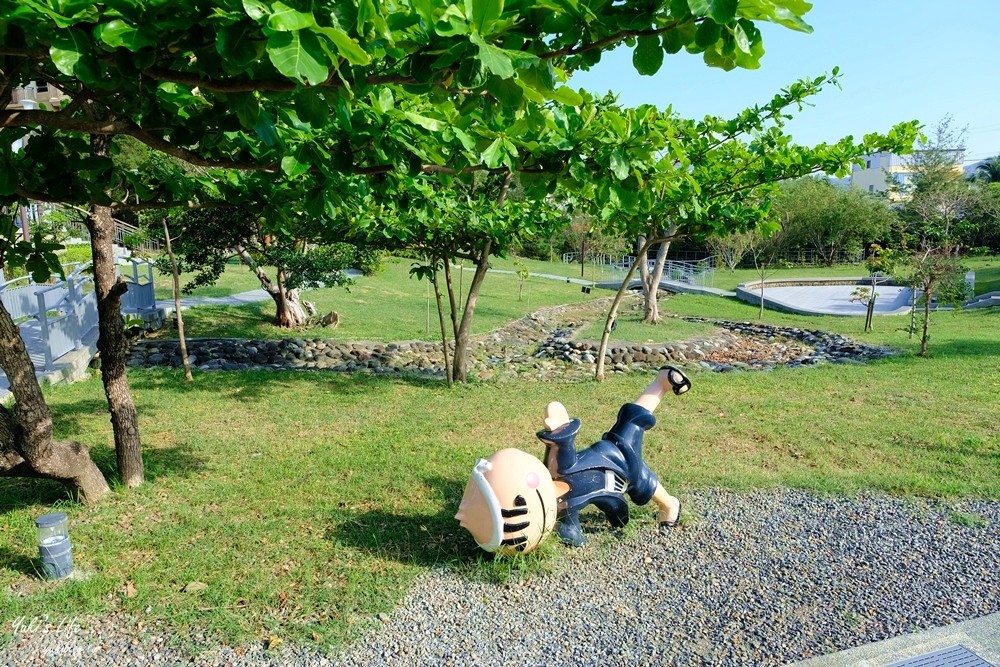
[596,236,656,381]
[87,199,144,488]
[643,236,673,324]
[233,246,311,328]
[864,274,876,333]
[443,258,460,340]
[431,269,452,386]
[920,285,932,357]
[163,219,192,382]
[0,301,110,502]
[451,242,491,383]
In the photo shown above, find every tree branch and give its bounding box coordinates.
[539,20,698,62]
[141,67,421,94]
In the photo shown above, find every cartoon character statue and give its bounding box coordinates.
[455,448,559,555]
[537,366,690,547]
[456,366,691,552]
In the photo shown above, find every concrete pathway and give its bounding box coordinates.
[791,612,999,667]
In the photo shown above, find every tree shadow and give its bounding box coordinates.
[125,366,448,404]
[919,337,1000,358]
[0,477,71,513]
[326,476,482,566]
[0,546,42,577]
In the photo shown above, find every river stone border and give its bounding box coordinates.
[127,317,894,377]
[535,318,895,372]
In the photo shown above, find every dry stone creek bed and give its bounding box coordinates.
[128,300,895,379]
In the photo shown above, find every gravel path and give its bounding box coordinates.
[5,488,998,666]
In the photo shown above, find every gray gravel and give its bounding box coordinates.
[4,488,998,666]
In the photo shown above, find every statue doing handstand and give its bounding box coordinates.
[456,366,691,553]
[538,366,691,547]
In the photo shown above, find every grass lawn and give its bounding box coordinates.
[155,257,599,341]
[1,256,998,653]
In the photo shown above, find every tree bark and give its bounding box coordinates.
[163,219,192,382]
[920,285,932,357]
[431,269,452,386]
[451,241,491,383]
[643,234,673,324]
[596,236,657,381]
[233,246,311,327]
[443,258,460,340]
[86,132,143,488]
[87,198,144,488]
[0,301,110,502]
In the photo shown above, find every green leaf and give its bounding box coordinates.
[49,30,99,82]
[267,30,329,86]
[470,33,514,78]
[242,0,270,21]
[694,20,722,49]
[315,26,371,65]
[663,21,697,54]
[255,110,279,145]
[687,0,737,24]
[609,149,629,180]
[267,2,316,31]
[403,111,443,132]
[481,136,507,168]
[25,253,53,284]
[230,92,261,127]
[95,20,157,50]
[546,85,583,106]
[731,22,750,54]
[281,154,310,178]
[467,0,503,34]
[451,127,477,152]
[632,34,664,76]
[376,87,394,113]
[0,162,16,195]
[435,5,469,37]
[217,23,263,68]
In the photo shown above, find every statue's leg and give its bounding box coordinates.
[633,366,691,413]
[539,401,580,475]
[650,483,682,528]
[632,367,690,528]
[555,508,586,547]
[593,495,630,528]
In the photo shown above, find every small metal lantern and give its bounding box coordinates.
[35,512,73,579]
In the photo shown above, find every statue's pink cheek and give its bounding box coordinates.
[525,472,540,489]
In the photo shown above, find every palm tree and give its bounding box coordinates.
[972,156,1000,183]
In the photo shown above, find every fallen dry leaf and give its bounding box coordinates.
[182,581,208,594]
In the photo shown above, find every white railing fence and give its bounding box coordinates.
[118,259,157,314]
[1,259,158,370]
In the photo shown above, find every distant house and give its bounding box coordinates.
[849,149,964,201]
[5,82,70,239]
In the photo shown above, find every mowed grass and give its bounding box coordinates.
[1,257,998,652]
[156,257,598,341]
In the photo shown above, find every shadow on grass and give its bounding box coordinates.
[125,366,448,402]
[327,476,482,567]
[0,443,208,512]
[920,337,1000,358]
[0,477,70,513]
[0,546,41,577]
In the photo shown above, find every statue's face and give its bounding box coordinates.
[455,448,557,555]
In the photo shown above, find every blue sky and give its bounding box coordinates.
[571,2,1000,165]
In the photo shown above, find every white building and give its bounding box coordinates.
[850,150,964,201]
